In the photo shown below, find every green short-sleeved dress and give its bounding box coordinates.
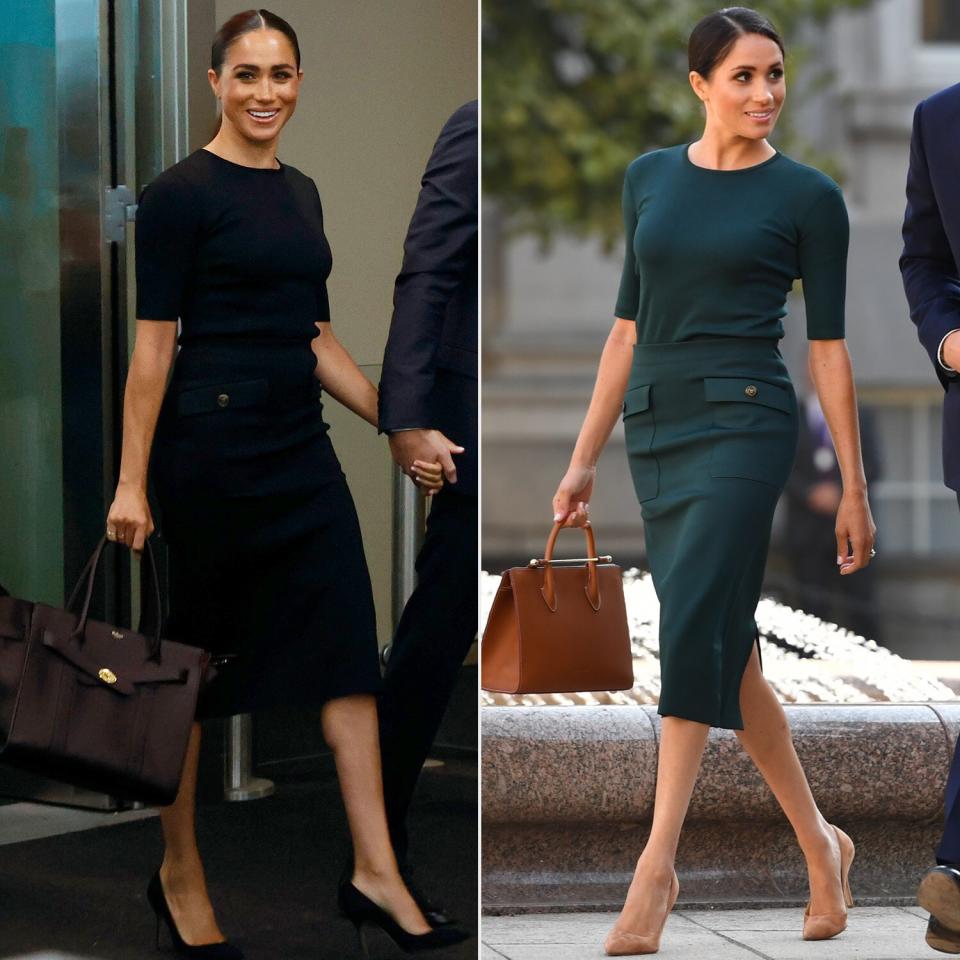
[617,144,848,729]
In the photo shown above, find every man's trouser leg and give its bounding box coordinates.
[378,488,477,863]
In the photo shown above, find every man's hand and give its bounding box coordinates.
[388,429,465,489]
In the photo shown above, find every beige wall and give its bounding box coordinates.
[208,1,477,646]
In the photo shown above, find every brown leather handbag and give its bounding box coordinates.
[0,535,208,805]
[481,521,634,694]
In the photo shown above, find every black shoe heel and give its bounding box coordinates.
[337,880,470,953]
[341,860,456,928]
[146,871,244,959]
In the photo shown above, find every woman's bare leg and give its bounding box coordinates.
[159,722,227,946]
[607,716,710,938]
[321,693,431,934]
[735,646,846,914]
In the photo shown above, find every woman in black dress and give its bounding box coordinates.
[106,9,464,957]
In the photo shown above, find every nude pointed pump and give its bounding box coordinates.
[802,824,855,941]
[604,870,680,956]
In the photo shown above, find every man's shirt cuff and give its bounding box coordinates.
[938,329,960,372]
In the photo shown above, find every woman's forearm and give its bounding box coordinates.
[311,322,379,428]
[570,318,637,468]
[118,327,177,491]
[808,339,867,494]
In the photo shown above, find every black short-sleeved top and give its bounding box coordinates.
[135,148,332,345]
[615,144,849,342]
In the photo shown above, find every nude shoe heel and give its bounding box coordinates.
[604,871,680,956]
[802,824,855,941]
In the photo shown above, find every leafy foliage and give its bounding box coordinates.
[483,0,869,248]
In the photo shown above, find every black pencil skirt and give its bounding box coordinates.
[149,342,383,718]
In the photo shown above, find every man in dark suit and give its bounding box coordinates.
[376,100,478,921]
[900,81,960,955]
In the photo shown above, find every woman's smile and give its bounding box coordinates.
[247,108,280,124]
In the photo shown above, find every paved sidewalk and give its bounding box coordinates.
[483,906,945,959]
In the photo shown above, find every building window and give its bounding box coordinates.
[866,393,960,555]
[923,0,960,43]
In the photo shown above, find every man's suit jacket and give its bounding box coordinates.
[900,82,960,491]
[379,100,478,497]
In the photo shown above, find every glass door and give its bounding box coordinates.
[0,0,215,808]
[0,2,67,606]
[0,0,124,808]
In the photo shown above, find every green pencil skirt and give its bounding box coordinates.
[623,337,799,729]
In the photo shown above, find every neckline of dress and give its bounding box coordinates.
[683,143,781,174]
[200,148,284,173]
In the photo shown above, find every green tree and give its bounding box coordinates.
[483,0,870,248]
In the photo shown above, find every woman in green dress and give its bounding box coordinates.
[552,7,876,955]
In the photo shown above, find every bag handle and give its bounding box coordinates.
[538,521,602,612]
[66,536,164,661]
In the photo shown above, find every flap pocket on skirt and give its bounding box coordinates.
[622,384,658,502]
[704,377,790,414]
[175,378,270,417]
[706,375,798,487]
[623,384,652,417]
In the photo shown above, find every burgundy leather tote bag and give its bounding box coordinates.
[0,536,208,805]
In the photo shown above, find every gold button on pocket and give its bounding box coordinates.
[98,668,118,685]
[744,385,758,398]
[217,393,230,408]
